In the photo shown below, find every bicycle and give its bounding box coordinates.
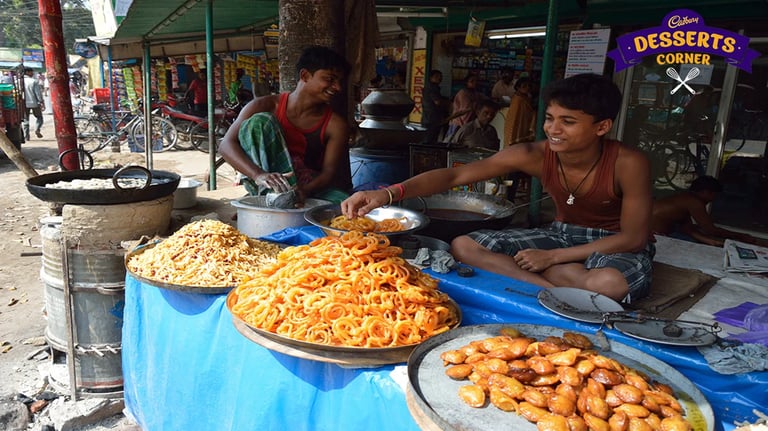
[74,101,177,154]
[636,123,704,190]
[187,102,240,153]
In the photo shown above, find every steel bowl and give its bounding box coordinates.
[304,203,429,238]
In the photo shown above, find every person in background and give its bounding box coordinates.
[0,71,12,84]
[450,98,500,151]
[219,45,352,205]
[342,73,654,303]
[420,70,450,144]
[228,68,253,106]
[22,67,45,140]
[503,77,537,197]
[651,176,768,247]
[491,67,516,105]
[447,74,481,139]
[184,70,208,116]
[503,77,536,146]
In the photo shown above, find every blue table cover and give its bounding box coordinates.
[123,226,768,431]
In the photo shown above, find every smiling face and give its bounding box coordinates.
[543,102,612,153]
[301,68,344,102]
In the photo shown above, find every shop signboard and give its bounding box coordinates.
[22,48,44,63]
[564,29,611,78]
[607,8,760,88]
[408,49,426,124]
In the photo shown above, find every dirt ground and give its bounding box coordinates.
[0,113,221,430]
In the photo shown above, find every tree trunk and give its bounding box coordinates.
[39,0,77,170]
[277,0,345,94]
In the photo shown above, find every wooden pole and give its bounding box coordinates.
[39,0,78,171]
[0,130,39,178]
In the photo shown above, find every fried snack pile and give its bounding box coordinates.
[441,328,693,431]
[328,215,406,232]
[230,231,459,347]
[126,219,281,287]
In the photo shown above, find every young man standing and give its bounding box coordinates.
[342,74,654,303]
[23,68,45,140]
[219,46,351,204]
[420,70,449,144]
[184,70,208,115]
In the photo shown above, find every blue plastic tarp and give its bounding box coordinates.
[122,226,768,431]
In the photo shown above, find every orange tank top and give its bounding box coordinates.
[542,139,622,232]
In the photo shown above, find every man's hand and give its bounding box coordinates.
[252,172,293,193]
[340,190,389,218]
[513,249,558,273]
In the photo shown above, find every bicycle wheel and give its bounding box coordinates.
[662,147,697,190]
[189,121,221,154]
[74,116,105,152]
[172,120,197,150]
[130,116,178,153]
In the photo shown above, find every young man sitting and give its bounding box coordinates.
[219,46,351,205]
[450,98,501,151]
[341,74,654,303]
[652,175,768,247]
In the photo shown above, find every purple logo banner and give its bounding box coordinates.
[607,9,760,72]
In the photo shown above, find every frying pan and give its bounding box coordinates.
[26,165,180,205]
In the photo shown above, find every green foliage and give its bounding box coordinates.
[0,0,96,56]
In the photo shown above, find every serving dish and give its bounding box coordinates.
[537,287,624,323]
[124,242,234,294]
[406,323,714,431]
[304,203,429,238]
[226,289,462,366]
[612,320,720,346]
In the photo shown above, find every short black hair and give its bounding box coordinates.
[24,67,33,74]
[542,73,622,121]
[296,45,350,78]
[514,77,531,91]
[476,98,500,112]
[689,175,722,193]
[428,70,442,79]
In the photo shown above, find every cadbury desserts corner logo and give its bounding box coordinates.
[607,9,760,73]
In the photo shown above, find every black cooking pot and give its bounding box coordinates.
[26,165,180,205]
[398,191,517,242]
[361,89,415,120]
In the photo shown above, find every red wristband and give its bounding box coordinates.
[393,183,406,201]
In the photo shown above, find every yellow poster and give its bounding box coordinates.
[408,49,427,124]
[465,18,485,47]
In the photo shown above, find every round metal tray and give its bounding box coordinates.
[125,241,234,294]
[226,289,462,366]
[537,287,624,323]
[304,203,429,238]
[406,323,714,431]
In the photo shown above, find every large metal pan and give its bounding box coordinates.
[406,323,714,431]
[26,165,180,205]
[398,191,516,242]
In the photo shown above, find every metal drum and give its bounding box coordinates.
[39,196,173,397]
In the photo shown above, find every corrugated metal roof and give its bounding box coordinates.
[110,0,768,44]
[112,0,278,42]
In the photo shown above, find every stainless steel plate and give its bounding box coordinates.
[613,320,719,346]
[407,324,714,431]
[226,289,462,366]
[304,203,429,238]
[537,287,624,323]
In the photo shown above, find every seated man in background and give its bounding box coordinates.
[219,46,351,205]
[652,176,768,247]
[342,74,654,303]
[450,98,500,151]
